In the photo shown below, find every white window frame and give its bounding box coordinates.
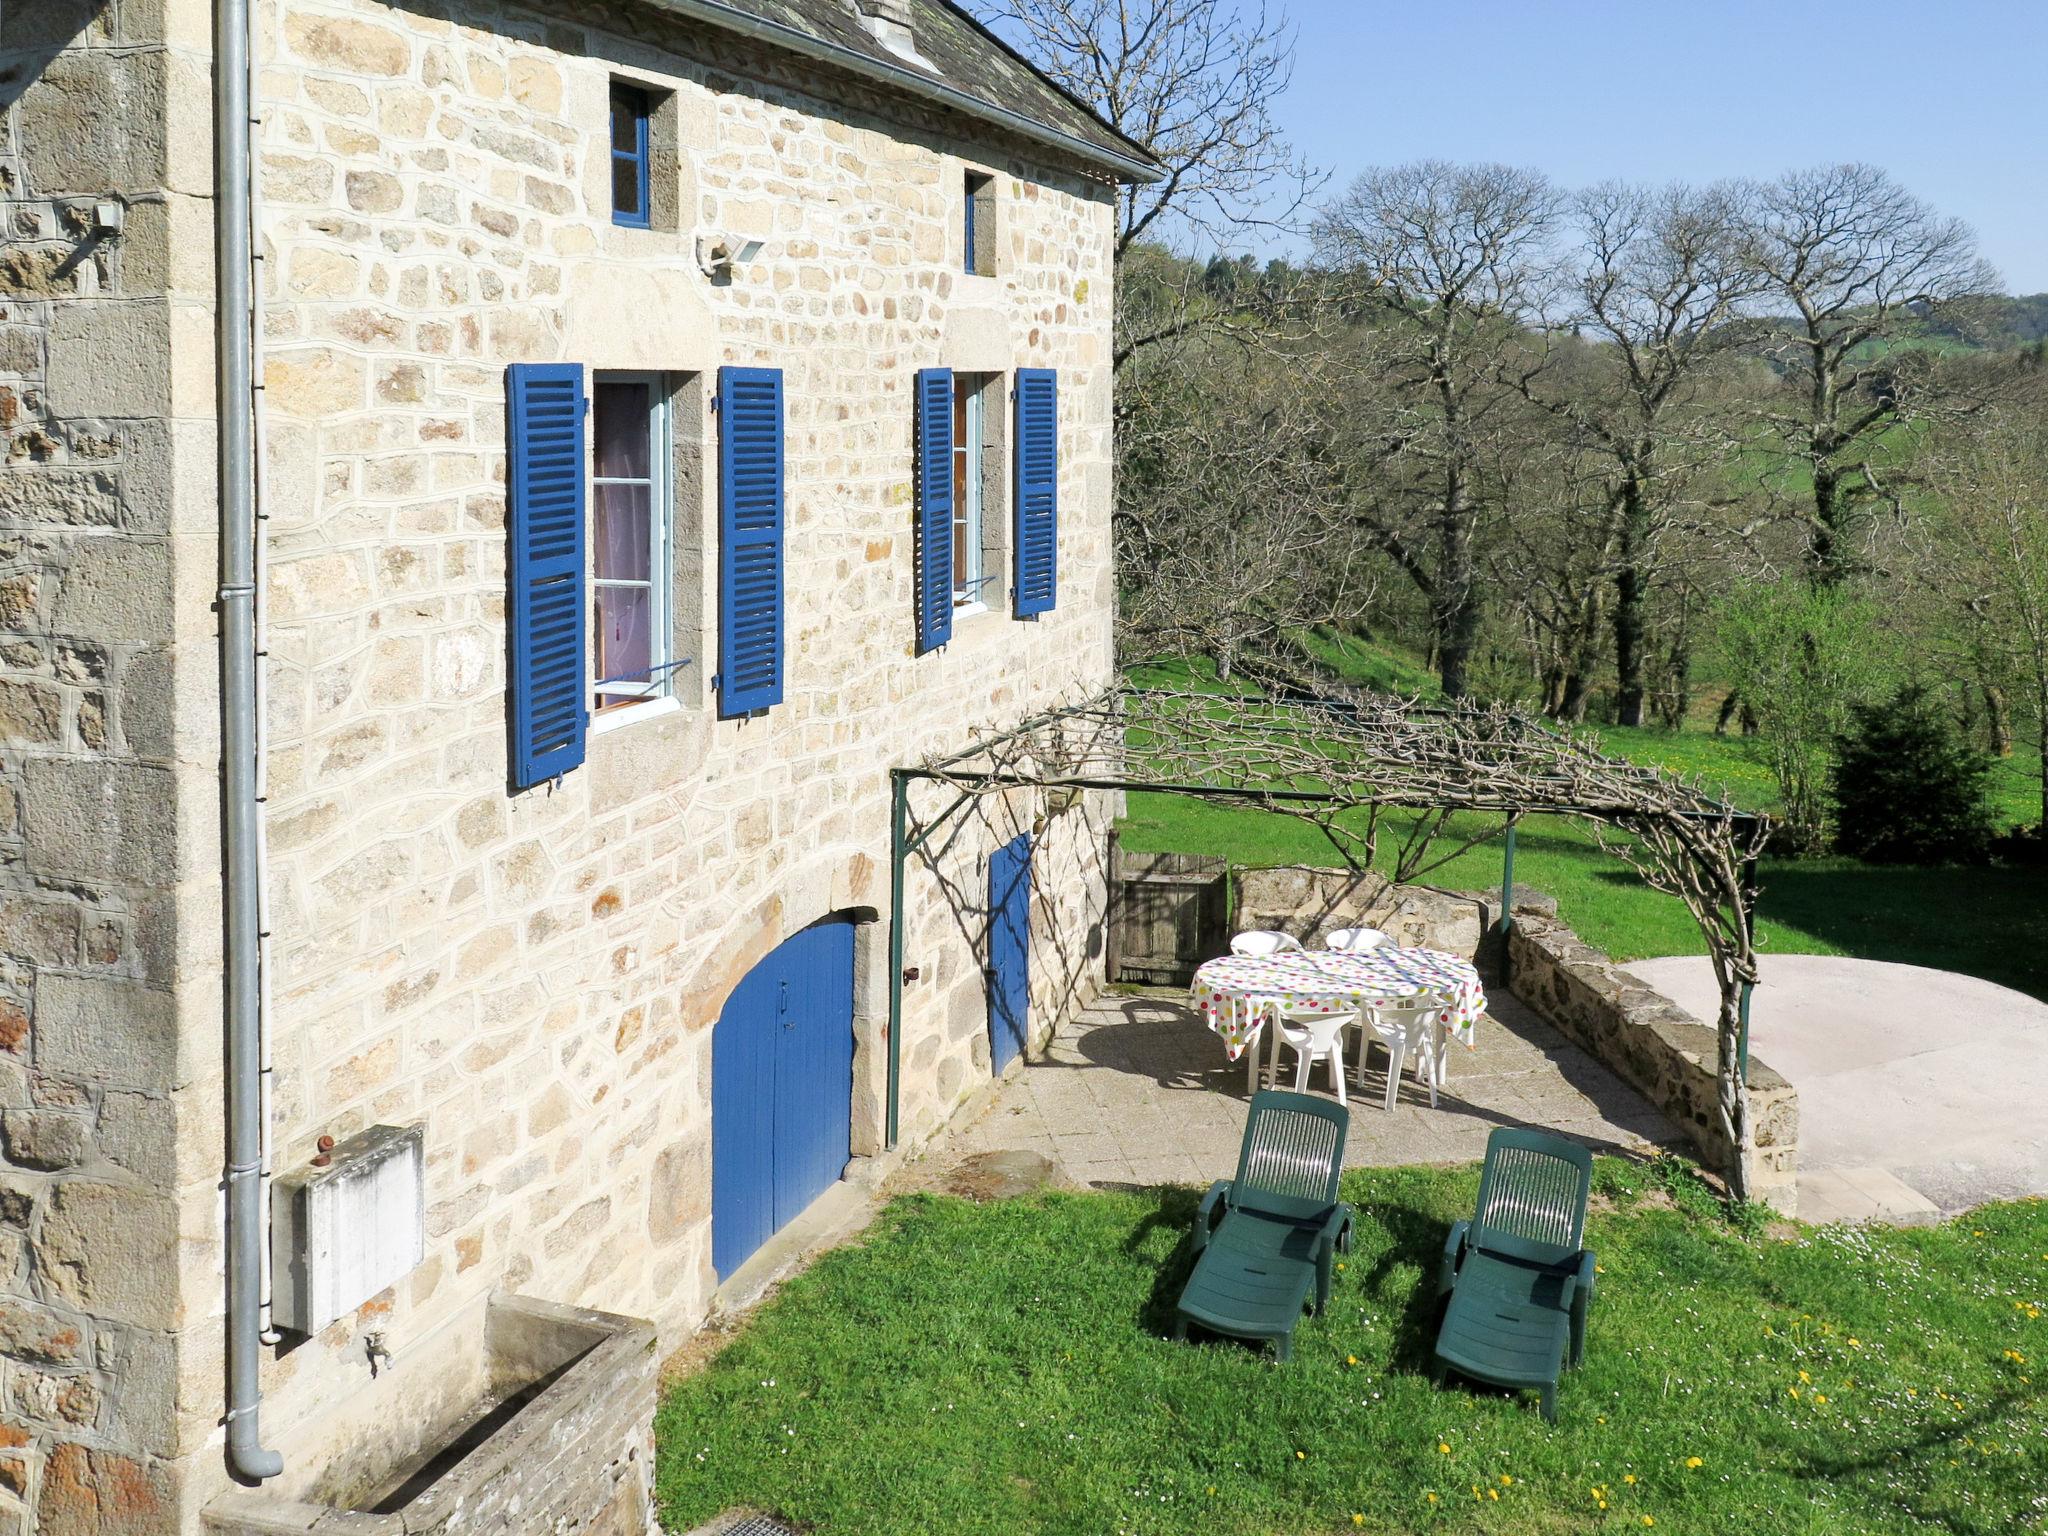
[953,375,987,614]
[590,371,676,730]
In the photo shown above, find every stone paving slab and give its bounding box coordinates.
[947,989,1679,1187]
[1627,954,2048,1214]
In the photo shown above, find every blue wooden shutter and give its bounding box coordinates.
[1012,368,1058,616]
[505,362,587,788]
[718,366,785,716]
[914,368,955,654]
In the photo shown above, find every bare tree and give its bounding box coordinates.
[1117,342,1375,680]
[967,0,1324,368]
[1927,408,2048,826]
[1314,161,1561,698]
[971,0,1318,257]
[1740,164,1998,583]
[1530,182,1764,725]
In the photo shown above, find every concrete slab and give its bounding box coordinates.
[938,990,1679,1189]
[1799,1167,1940,1227]
[1624,954,2048,1215]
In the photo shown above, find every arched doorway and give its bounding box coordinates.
[711,916,856,1280]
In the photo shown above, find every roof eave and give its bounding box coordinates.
[642,0,1166,184]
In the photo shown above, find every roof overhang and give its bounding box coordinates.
[644,0,1165,184]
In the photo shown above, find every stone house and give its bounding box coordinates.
[0,0,1156,1529]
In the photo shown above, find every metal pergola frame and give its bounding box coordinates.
[883,684,1768,1185]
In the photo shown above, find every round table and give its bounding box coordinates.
[1189,947,1488,1095]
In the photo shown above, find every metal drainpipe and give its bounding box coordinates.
[885,771,908,1150]
[247,0,281,1352]
[217,0,284,1483]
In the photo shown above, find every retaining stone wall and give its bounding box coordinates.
[1233,866,1559,960]
[1507,917,1799,1214]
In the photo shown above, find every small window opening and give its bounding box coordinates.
[964,172,995,276]
[611,85,652,229]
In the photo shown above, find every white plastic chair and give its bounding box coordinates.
[1230,929,1305,957]
[1227,931,1312,1092]
[1323,926,1389,954]
[1271,1004,1352,1105]
[1356,991,1451,1111]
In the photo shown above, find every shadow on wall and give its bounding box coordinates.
[0,1,105,108]
[908,784,1111,1082]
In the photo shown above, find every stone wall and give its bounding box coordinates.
[1233,866,1558,961]
[1507,916,1799,1214]
[0,1,212,1530]
[5,0,1120,1528]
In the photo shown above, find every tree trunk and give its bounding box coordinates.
[1612,482,1649,727]
[1809,461,1849,585]
[1434,472,1479,699]
[2037,665,2048,830]
[1983,683,2012,756]
[1556,670,1592,724]
[1657,631,1693,729]
[1715,984,1751,1204]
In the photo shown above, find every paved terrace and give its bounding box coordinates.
[947,989,1679,1187]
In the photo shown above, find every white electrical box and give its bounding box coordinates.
[271,1124,425,1335]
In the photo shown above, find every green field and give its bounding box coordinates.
[658,1169,2048,1536]
[1119,650,2048,1001]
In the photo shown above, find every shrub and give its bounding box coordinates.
[1832,684,1996,864]
[1716,581,1894,853]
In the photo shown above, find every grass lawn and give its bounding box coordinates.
[657,1169,2048,1535]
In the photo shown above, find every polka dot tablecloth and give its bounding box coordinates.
[1189,947,1488,1062]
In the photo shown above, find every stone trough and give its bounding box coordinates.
[204,1294,656,1536]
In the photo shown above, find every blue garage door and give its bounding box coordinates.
[987,834,1033,1074]
[711,917,856,1280]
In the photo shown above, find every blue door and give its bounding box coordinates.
[711,917,856,1280]
[987,834,1033,1074]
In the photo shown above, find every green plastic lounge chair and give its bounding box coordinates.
[1432,1127,1595,1422]
[1173,1090,1352,1363]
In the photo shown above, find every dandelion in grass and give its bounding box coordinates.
[1685,1457,1703,1469]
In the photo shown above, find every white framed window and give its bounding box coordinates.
[590,372,674,720]
[953,373,985,609]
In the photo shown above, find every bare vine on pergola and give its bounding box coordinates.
[915,684,1774,1200]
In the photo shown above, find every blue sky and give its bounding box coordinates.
[1258,0,2047,292]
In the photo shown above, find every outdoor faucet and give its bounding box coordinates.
[365,1331,393,1377]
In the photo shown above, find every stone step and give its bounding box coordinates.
[1797,1165,1941,1227]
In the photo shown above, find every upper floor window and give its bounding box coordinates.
[611,85,652,228]
[964,172,995,275]
[952,374,985,607]
[592,374,672,716]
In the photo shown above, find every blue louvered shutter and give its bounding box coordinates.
[505,363,587,788]
[914,368,955,654]
[1012,368,1058,617]
[718,366,785,716]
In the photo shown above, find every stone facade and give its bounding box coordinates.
[1507,916,1799,1213]
[2,0,1122,1528]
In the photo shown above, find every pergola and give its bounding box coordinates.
[887,684,1774,1197]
